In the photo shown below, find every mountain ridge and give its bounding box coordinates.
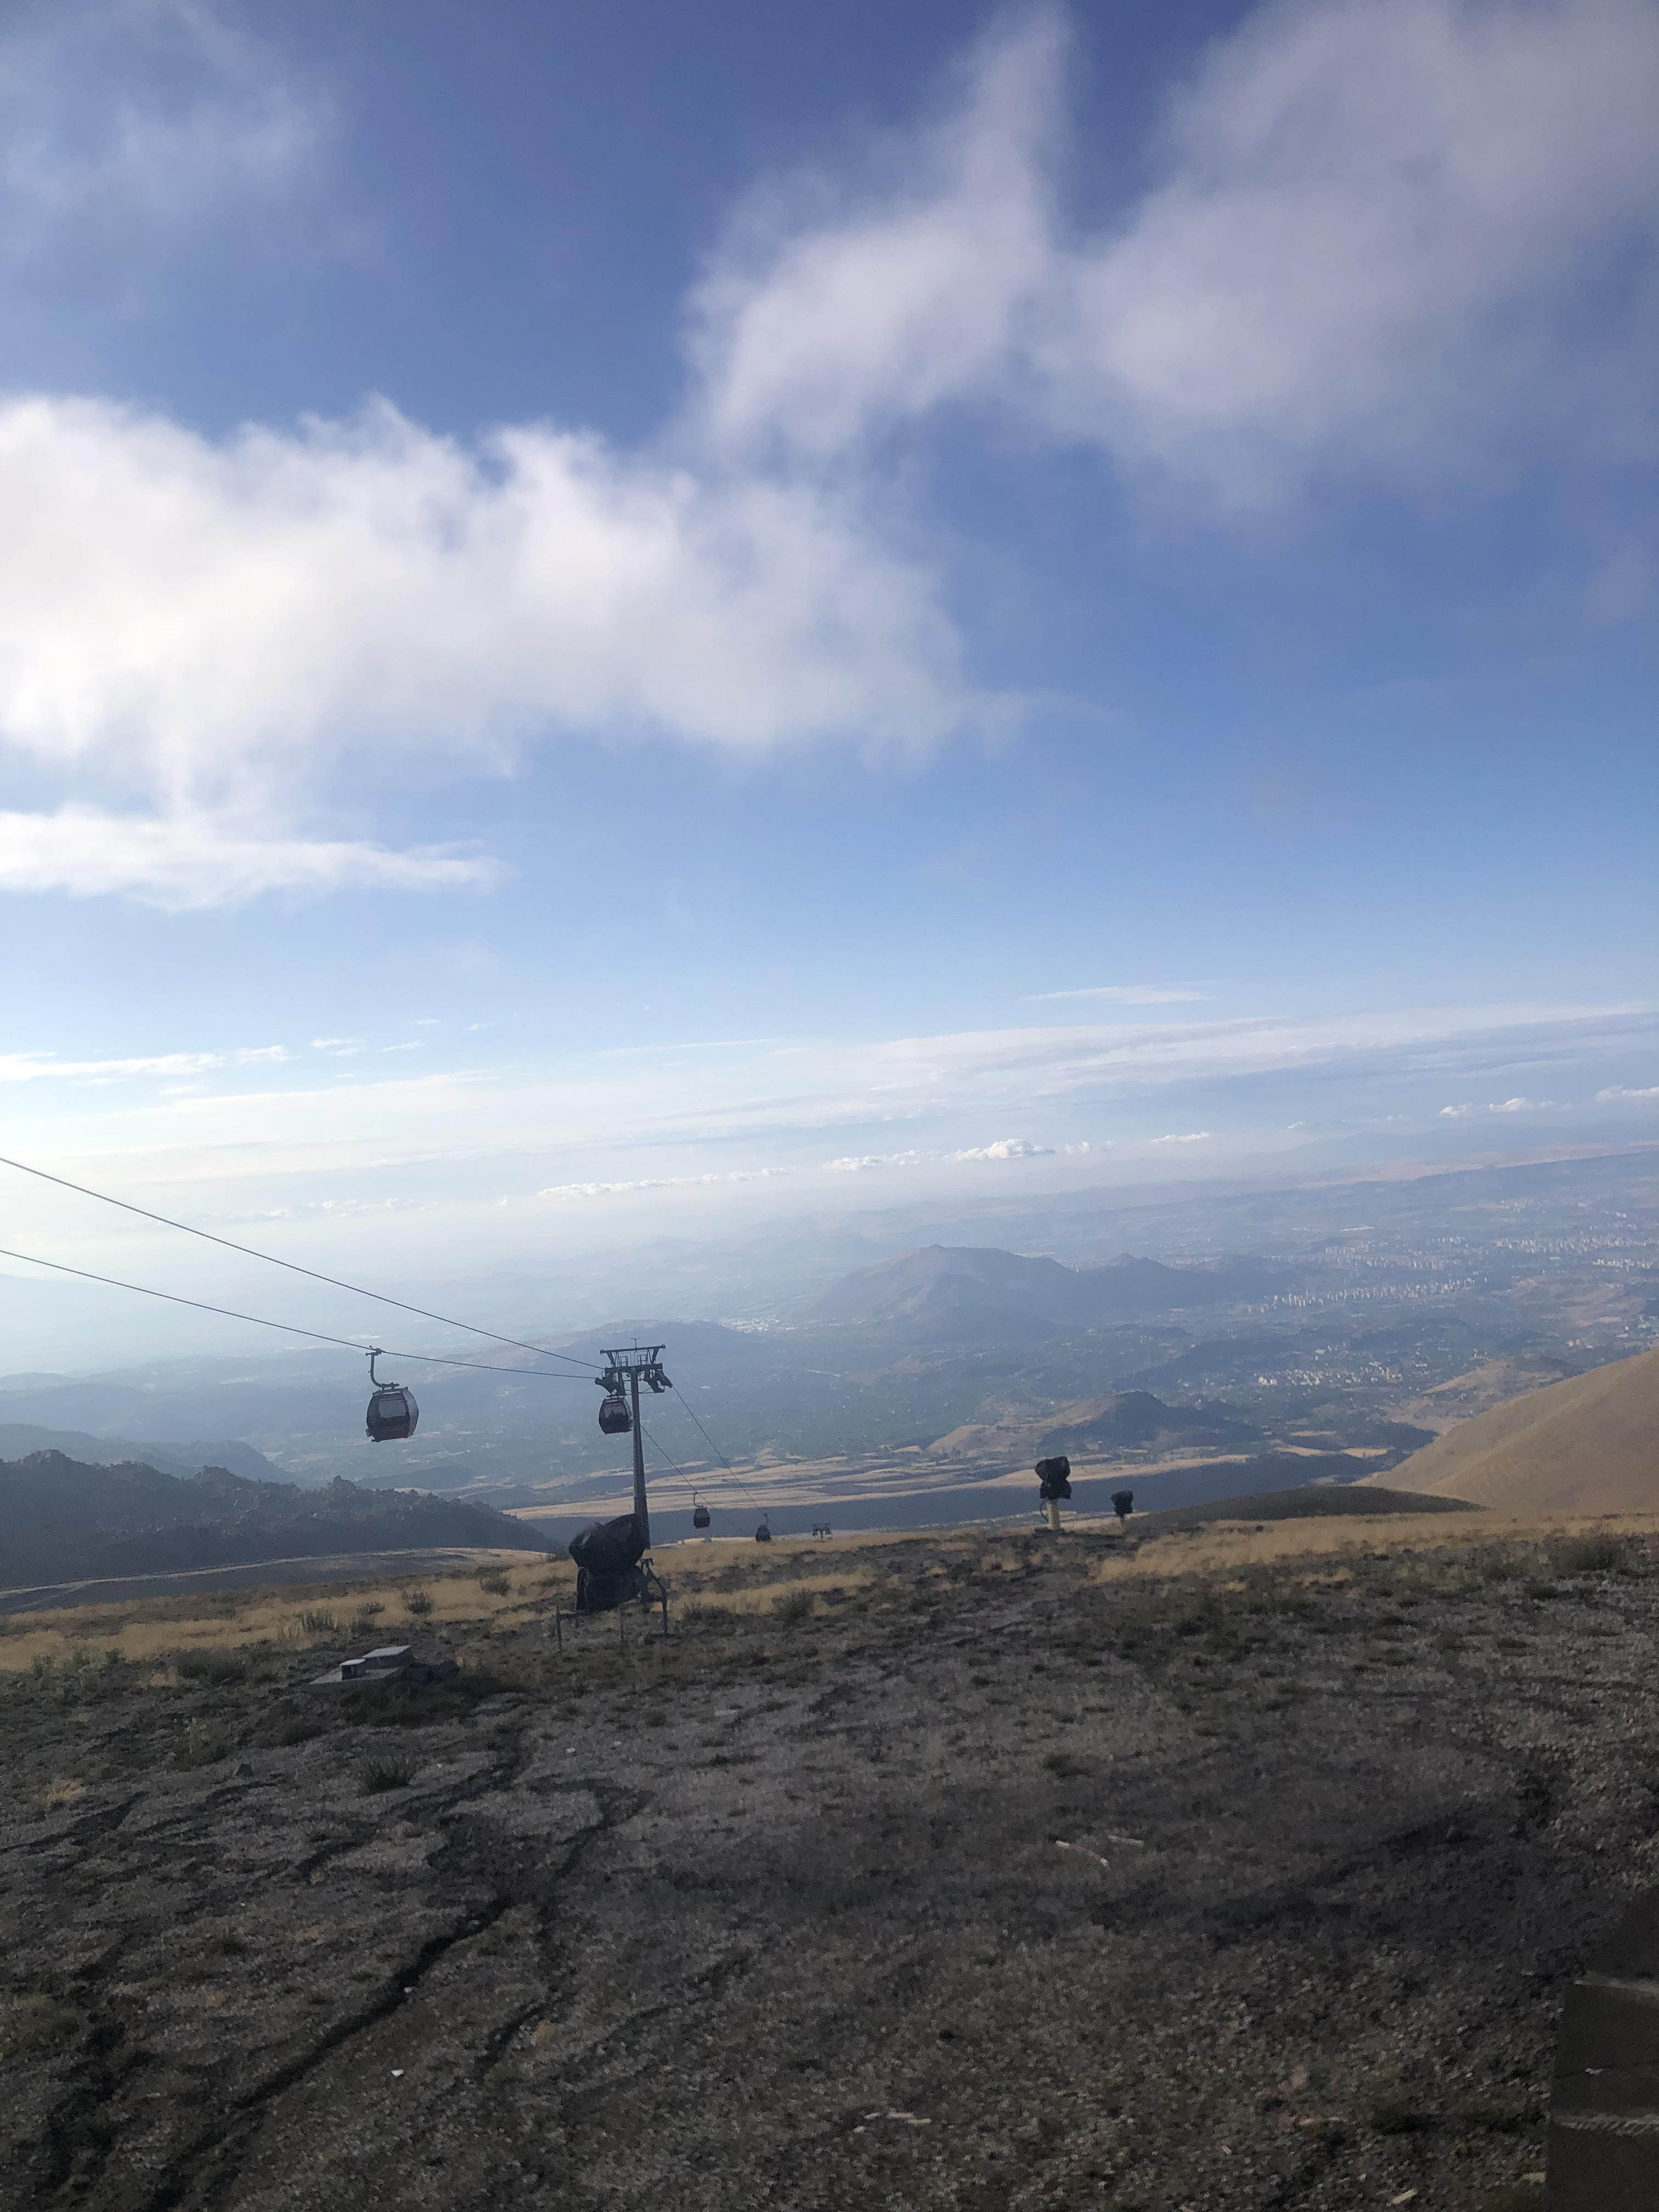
[0,1450,551,1586]
[0,1423,284,1483]
[806,1243,1289,1336]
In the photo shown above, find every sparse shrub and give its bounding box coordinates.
[404,1590,434,1618]
[358,1752,417,1794]
[477,1570,510,1596]
[297,1608,341,1635]
[174,1647,246,1685]
[269,1714,326,1747]
[22,1647,133,1709]
[1480,1549,1519,1583]
[773,1589,814,1625]
[179,1718,234,1768]
[40,1776,86,1811]
[1558,1534,1632,1576]
[356,1601,384,1620]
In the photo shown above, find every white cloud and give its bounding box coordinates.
[0,1043,283,1084]
[1150,1130,1211,1145]
[538,1167,792,1200]
[949,1137,1054,1161]
[822,1150,929,1174]
[0,805,499,907]
[1439,1094,1558,1118]
[696,1,1659,502]
[1597,1083,1659,1102]
[1025,984,1207,1005]
[0,1,324,268]
[0,396,979,897]
[691,9,1062,462]
[822,1136,1054,1170]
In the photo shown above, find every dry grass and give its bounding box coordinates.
[1093,1510,1659,1583]
[0,1528,962,1673]
[358,1751,418,1794]
[24,1511,1616,1673]
[0,1553,568,1674]
[678,1569,875,1617]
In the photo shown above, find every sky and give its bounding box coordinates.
[0,0,1655,1362]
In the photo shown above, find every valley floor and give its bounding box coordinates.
[3,1517,1656,2210]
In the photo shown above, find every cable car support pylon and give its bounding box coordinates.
[597,1344,671,1548]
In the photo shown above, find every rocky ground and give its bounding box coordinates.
[4,1521,1658,2212]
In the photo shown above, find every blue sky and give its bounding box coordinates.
[0,0,1655,1356]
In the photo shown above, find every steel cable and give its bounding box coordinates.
[0,1152,597,1371]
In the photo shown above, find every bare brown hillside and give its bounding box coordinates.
[1396,1353,1583,1432]
[1377,1346,1659,1511]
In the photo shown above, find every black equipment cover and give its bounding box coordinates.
[568,1513,648,1613]
[1035,1455,1073,1500]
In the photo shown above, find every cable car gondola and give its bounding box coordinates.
[364,1348,418,1442]
[754,1515,771,1543]
[598,1390,631,1436]
[692,1494,711,1532]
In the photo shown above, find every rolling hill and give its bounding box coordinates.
[0,1452,552,1587]
[1037,1389,1263,1457]
[1377,1346,1659,1511]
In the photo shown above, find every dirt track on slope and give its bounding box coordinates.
[4,1524,1656,2210]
